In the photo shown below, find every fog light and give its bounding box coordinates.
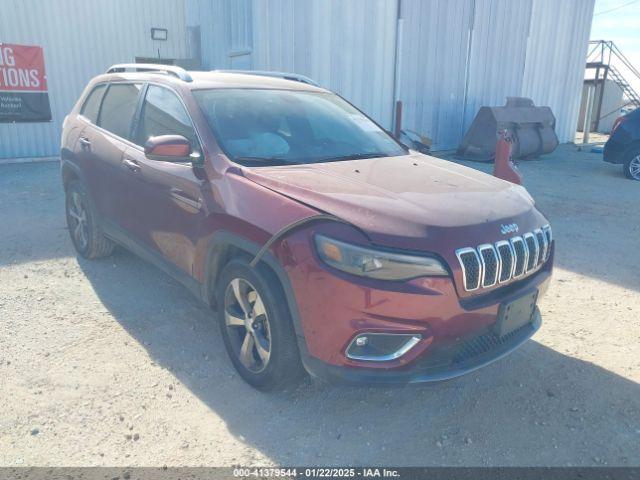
[346,333,421,362]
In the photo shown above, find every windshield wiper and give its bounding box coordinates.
[234,156,300,166]
[319,152,389,163]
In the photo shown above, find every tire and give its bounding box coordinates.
[216,258,304,391]
[623,148,640,181]
[65,180,115,259]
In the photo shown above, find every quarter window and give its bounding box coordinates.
[98,83,142,141]
[136,85,200,153]
[80,84,106,124]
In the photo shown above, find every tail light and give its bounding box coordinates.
[611,116,626,135]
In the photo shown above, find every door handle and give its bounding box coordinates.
[79,137,91,149]
[122,158,140,173]
[170,188,202,210]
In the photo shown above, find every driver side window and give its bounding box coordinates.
[136,85,201,154]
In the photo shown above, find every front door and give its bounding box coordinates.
[119,84,206,276]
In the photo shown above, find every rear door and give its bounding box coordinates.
[120,84,206,275]
[74,83,108,212]
[77,82,143,226]
[68,83,106,163]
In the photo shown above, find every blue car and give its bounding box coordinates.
[603,108,640,181]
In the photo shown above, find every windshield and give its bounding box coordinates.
[193,89,407,166]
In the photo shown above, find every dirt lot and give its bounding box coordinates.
[0,144,638,466]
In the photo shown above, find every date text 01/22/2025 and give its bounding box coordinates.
[233,468,401,478]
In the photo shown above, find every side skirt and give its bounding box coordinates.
[101,219,203,300]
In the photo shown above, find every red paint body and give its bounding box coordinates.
[60,71,553,383]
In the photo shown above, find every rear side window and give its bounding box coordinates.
[98,83,142,140]
[136,85,200,153]
[80,84,106,124]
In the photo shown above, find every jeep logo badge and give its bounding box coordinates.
[501,223,519,235]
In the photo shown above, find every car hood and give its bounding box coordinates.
[242,153,543,251]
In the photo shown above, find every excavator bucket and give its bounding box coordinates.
[457,97,559,162]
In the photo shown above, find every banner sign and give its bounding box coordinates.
[0,43,52,122]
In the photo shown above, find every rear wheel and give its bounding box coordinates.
[216,259,304,391]
[65,180,115,259]
[623,149,640,181]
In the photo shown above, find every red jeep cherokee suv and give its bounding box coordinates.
[60,64,553,390]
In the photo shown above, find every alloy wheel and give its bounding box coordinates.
[68,191,89,250]
[629,155,640,180]
[224,278,272,373]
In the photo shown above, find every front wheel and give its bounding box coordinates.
[623,148,640,181]
[216,259,304,391]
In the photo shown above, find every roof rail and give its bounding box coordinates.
[106,63,193,82]
[213,69,319,87]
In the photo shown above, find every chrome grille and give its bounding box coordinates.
[534,229,547,265]
[524,233,538,272]
[456,225,552,292]
[456,248,482,291]
[542,225,552,261]
[511,236,527,278]
[496,241,514,283]
[478,244,498,287]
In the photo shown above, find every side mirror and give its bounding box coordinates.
[144,135,201,164]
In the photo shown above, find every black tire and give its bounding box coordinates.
[216,258,304,391]
[623,147,640,181]
[65,180,115,259]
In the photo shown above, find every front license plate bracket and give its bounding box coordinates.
[494,290,538,337]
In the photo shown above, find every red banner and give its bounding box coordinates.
[0,43,51,122]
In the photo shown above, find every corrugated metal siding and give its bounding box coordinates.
[398,0,474,150]
[398,0,593,148]
[251,0,398,128]
[188,0,230,69]
[463,0,533,130]
[0,0,187,159]
[522,0,595,142]
[3,0,594,158]
[191,0,397,127]
[189,0,253,69]
[229,0,253,52]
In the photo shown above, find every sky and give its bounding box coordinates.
[590,0,640,92]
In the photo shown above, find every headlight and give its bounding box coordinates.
[314,234,448,281]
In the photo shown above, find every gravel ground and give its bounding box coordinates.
[0,144,638,467]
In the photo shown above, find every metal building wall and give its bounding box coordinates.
[188,0,253,70]
[522,0,596,143]
[191,0,594,150]
[462,0,533,130]
[397,0,475,150]
[251,0,398,127]
[188,0,228,69]
[398,0,593,150]
[191,0,398,128]
[2,0,594,158]
[0,0,188,159]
